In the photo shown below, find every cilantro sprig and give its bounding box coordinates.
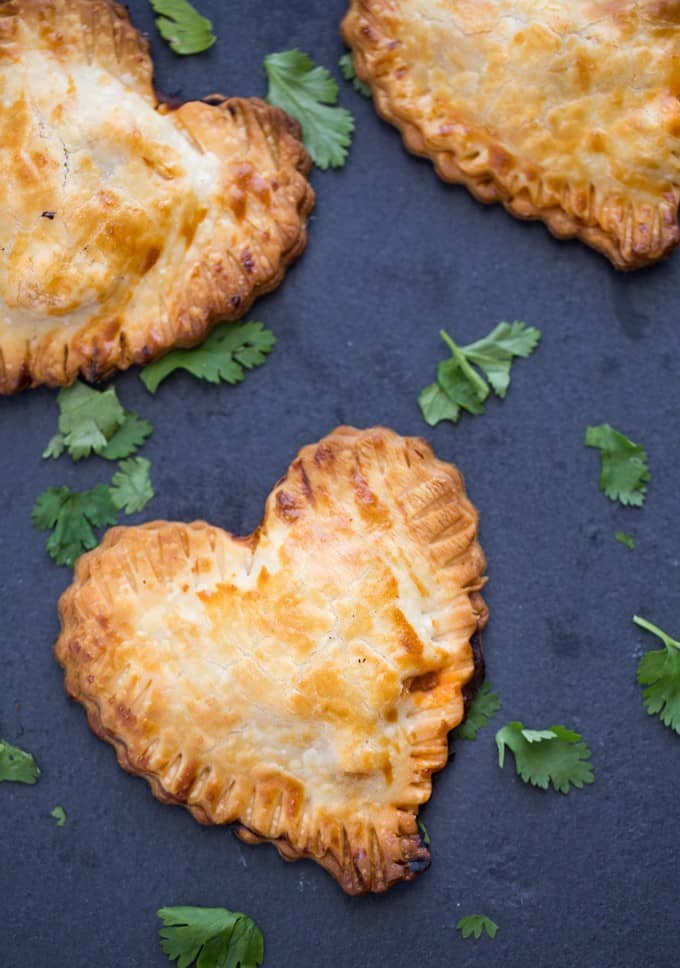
[456,915,498,941]
[110,458,155,515]
[0,738,40,784]
[43,381,151,462]
[615,531,635,550]
[633,616,680,734]
[33,484,119,567]
[496,722,594,794]
[452,683,502,741]
[585,424,650,507]
[264,50,354,169]
[51,806,67,827]
[339,53,371,97]
[141,321,275,393]
[149,0,216,55]
[33,458,154,567]
[419,322,541,426]
[158,906,264,968]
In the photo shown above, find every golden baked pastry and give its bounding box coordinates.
[56,426,488,895]
[341,0,680,269]
[0,0,313,394]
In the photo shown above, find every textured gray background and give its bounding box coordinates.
[2,2,679,966]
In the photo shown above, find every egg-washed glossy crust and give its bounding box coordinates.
[0,0,314,393]
[56,427,488,895]
[341,0,680,269]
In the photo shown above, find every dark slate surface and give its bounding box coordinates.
[2,2,679,966]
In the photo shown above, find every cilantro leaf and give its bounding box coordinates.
[100,413,153,460]
[456,915,498,941]
[633,616,680,734]
[158,906,264,968]
[43,382,152,461]
[43,434,66,459]
[339,52,371,97]
[418,382,461,426]
[32,484,119,567]
[417,819,431,846]
[585,424,650,507]
[110,458,154,515]
[141,321,276,393]
[463,321,542,398]
[149,0,216,55]
[45,383,124,460]
[51,806,67,826]
[452,683,502,741]
[419,322,541,426]
[0,738,40,784]
[615,531,635,550]
[436,356,488,413]
[496,721,594,794]
[264,50,354,169]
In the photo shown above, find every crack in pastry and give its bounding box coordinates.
[0,0,314,393]
[341,0,680,269]
[55,426,488,895]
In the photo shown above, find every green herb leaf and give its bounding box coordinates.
[43,382,152,462]
[43,434,66,459]
[264,50,354,169]
[0,738,40,784]
[110,458,154,515]
[417,383,460,426]
[339,52,371,97]
[496,721,594,794]
[585,424,650,507]
[419,322,541,426]
[99,413,153,460]
[158,906,264,968]
[456,915,498,941]
[149,0,215,55]
[452,683,502,741]
[615,531,635,550]
[32,484,119,567]
[141,321,276,393]
[51,806,67,826]
[463,321,542,398]
[417,819,431,846]
[45,382,124,460]
[633,616,680,734]
[436,356,487,413]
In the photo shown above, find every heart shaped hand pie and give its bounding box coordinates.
[56,427,487,894]
[0,0,313,393]
[342,0,680,269]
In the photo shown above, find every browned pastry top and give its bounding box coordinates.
[342,0,680,269]
[56,427,488,895]
[0,0,313,392]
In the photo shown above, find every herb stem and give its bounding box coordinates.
[439,329,488,400]
[633,615,678,651]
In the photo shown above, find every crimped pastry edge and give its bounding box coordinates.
[341,3,680,271]
[0,0,315,393]
[55,426,488,894]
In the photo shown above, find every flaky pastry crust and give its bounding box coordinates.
[341,0,680,269]
[0,0,314,393]
[56,427,488,895]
